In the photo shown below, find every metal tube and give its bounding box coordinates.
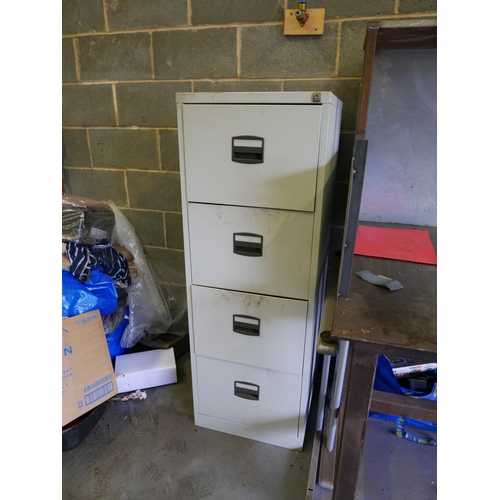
[326,340,350,451]
[316,355,331,431]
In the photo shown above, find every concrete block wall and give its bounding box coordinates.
[62,0,437,331]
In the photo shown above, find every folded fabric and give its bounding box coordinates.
[65,239,132,286]
[66,242,97,282]
[93,239,132,286]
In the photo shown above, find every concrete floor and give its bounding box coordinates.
[312,418,437,500]
[62,351,437,500]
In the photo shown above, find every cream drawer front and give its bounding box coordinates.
[196,356,302,437]
[191,286,308,374]
[182,104,321,211]
[188,203,314,300]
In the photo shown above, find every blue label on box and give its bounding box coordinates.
[84,380,115,407]
[74,313,99,327]
[83,374,113,394]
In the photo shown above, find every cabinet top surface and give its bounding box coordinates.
[176,91,342,107]
[330,223,437,355]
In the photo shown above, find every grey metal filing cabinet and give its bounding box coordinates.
[176,92,342,449]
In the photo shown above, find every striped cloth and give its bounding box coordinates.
[66,242,97,283]
[66,240,131,286]
[93,239,132,286]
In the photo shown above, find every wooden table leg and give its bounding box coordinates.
[331,342,379,500]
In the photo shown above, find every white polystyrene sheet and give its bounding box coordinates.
[114,348,177,393]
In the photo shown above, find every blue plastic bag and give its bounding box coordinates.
[371,355,437,445]
[62,269,118,318]
[374,354,437,401]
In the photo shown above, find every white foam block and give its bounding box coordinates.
[114,348,177,393]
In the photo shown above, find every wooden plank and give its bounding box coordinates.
[305,426,323,499]
[284,9,325,35]
[370,390,437,424]
[356,26,378,136]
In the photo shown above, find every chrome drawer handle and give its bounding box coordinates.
[233,233,263,257]
[234,381,260,401]
[232,136,264,164]
[233,315,260,337]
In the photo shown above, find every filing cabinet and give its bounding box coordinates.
[176,92,342,449]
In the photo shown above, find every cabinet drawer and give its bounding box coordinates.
[181,104,322,211]
[191,286,308,374]
[196,356,301,437]
[188,203,314,300]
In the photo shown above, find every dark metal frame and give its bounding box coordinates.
[336,20,437,300]
[328,19,438,500]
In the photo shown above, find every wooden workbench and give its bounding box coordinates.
[327,222,437,500]
[307,19,438,499]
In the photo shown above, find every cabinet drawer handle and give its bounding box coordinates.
[232,136,264,164]
[233,315,260,336]
[234,381,260,401]
[233,233,263,257]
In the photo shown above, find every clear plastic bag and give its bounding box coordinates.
[62,195,116,244]
[147,262,187,329]
[107,201,172,348]
[102,289,128,335]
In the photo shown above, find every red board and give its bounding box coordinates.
[354,225,437,265]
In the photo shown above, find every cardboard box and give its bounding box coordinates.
[62,310,118,426]
[114,348,177,394]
